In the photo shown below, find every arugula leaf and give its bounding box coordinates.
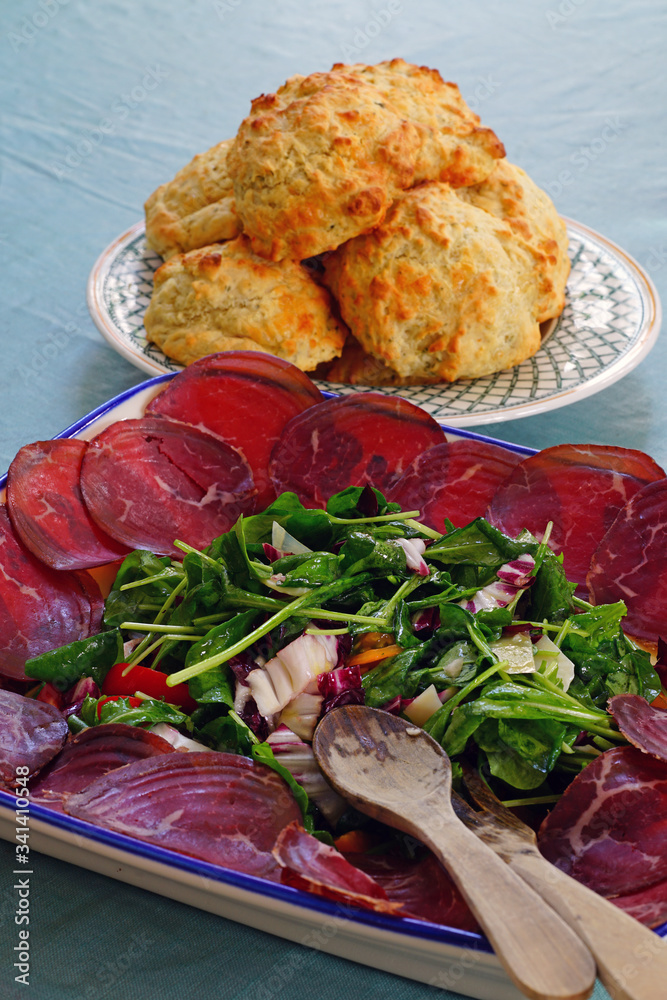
[475,717,573,790]
[185,609,260,674]
[525,548,576,623]
[326,486,400,521]
[104,551,182,628]
[198,712,255,755]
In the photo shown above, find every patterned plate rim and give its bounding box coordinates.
[86,217,662,427]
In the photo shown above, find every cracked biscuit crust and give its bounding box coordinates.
[455,159,570,322]
[144,139,241,259]
[144,237,347,369]
[343,59,505,186]
[227,68,426,261]
[323,182,542,383]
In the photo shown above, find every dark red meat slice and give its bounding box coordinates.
[388,439,523,532]
[587,480,667,642]
[30,722,176,810]
[609,878,667,928]
[0,506,103,681]
[608,695,667,763]
[7,439,130,570]
[273,821,403,914]
[269,392,446,508]
[486,444,665,588]
[346,850,479,930]
[146,351,323,509]
[63,751,301,879]
[80,416,256,556]
[0,689,68,787]
[538,747,667,899]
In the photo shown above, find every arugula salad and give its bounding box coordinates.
[25,485,662,828]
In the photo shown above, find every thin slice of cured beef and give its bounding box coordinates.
[388,439,524,532]
[269,393,446,508]
[273,821,403,914]
[486,444,665,588]
[587,480,667,643]
[608,694,667,763]
[7,439,130,570]
[0,689,68,787]
[345,849,479,930]
[146,351,323,509]
[608,877,667,928]
[63,751,301,880]
[538,747,667,903]
[80,416,256,557]
[30,722,176,811]
[0,506,103,681]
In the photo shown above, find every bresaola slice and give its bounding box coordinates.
[345,849,479,930]
[388,439,523,531]
[0,689,68,787]
[538,746,667,919]
[7,439,129,570]
[608,694,667,763]
[587,480,667,642]
[269,392,446,508]
[609,878,667,928]
[80,416,256,556]
[273,821,403,913]
[146,351,323,508]
[30,723,176,811]
[0,506,103,680]
[486,444,665,588]
[63,751,301,879]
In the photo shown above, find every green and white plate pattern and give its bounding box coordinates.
[87,218,661,427]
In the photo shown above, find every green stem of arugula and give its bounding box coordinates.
[326,510,420,525]
[125,575,188,665]
[166,573,372,686]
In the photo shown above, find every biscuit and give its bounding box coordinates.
[345,59,505,186]
[144,139,241,259]
[323,182,541,382]
[227,68,432,261]
[144,236,347,369]
[456,159,570,321]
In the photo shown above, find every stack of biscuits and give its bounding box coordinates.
[143,59,569,384]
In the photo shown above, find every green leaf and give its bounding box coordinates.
[24,629,123,691]
[251,742,313,832]
[362,647,425,707]
[198,712,254,755]
[104,552,182,628]
[273,551,341,588]
[185,609,260,674]
[476,717,575,790]
[81,695,190,729]
[326,486,399,520]
[426,519,535,567]
[526,548,576,624]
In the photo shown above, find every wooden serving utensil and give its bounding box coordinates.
[454,763,667,1000]
[313,705,596,1000]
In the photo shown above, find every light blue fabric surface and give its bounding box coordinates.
[1,1,666,997]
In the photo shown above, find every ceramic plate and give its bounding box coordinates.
[87,218,661,427]
[0,377,665,1000]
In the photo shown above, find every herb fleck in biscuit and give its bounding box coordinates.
[144,237,347,369]
[145,139,241,259]
[323,182,542,383]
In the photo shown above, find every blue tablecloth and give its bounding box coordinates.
[1,2,665,997]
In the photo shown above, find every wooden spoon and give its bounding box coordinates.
[313,705,596,1000]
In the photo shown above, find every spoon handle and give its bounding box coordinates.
[508,849,667,1000]
[417,807,596,1000]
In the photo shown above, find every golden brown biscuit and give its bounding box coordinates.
[316,336,441,386]
[227,68,427,261]
[323,182,541,382]
[144,236,347,369]
[144,139,241,259]
[344,59,505,186]
[455,159,570,321]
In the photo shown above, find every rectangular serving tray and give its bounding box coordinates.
[1,375,664,1000]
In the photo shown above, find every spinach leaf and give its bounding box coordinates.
[198,712,254,755]
[185,609,260,672]
[339,532,407,576]
[104,551,182,628]
[362,647,425,707]
[81,695,190,729]
[24,629,123,691]
[426,519,535,567]
[476,717,576,790]
[326,486,400,521]
[525,548,576,623]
